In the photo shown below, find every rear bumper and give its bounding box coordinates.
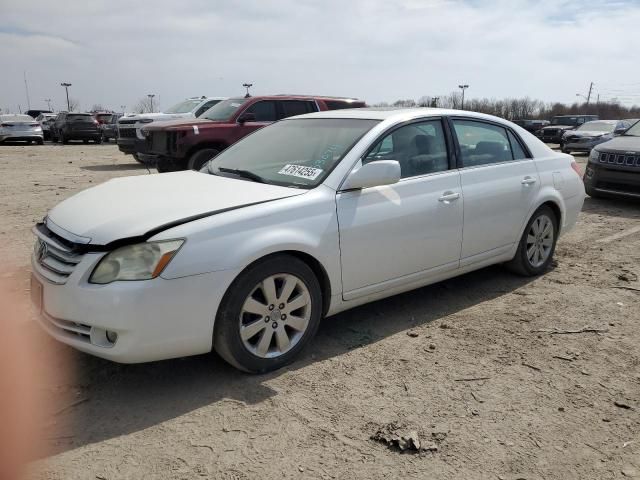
[0,134,43,141]
[64,131,101,139]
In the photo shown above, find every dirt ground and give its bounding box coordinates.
[0,142,638,480]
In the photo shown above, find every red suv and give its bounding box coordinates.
[143,95,366,172]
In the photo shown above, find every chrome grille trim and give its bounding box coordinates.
[32,225,84,284]
[600,152,640,168]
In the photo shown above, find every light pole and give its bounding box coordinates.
[147,94,155,113]
[576,93,588,102]
[60,83,72,111]
[458,84,469,110]
[242,83,253,98]
[44,98,52,111]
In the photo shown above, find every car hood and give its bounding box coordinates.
[595,135,640,153]
[46,171,305,245]
[543,125,574,130]
[144,118,226,131]
[564,130,610,138]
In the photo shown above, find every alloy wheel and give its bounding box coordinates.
[526,214,554,268]
[239,274,311,358]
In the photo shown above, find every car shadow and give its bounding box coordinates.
[80,163,150,172]
[582,195,640,219]
[43,264,536,456]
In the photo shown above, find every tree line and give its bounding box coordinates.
[374,92,640,120]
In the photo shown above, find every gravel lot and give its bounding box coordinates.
[0,142,638,480]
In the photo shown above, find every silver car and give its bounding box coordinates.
[36,113,57,141]
[0,114,44,144]
[562,120,631,154]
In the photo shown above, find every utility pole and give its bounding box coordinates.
[458,84,469,110]
[147,94,155,113]
[242,83,253,98]
[24,71,31,109]
[60,83,72,111]
[586,82,594,105]
[44,98,52,111]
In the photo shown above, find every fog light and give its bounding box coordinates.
[585,166,594,178]
[106,330,118,344]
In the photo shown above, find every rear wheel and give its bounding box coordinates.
[95,136,103,144]
[214,255,323,373]
[36,138,44,145]
[506,205,558,276]
[188,148,220,171]
[60,132,68,144]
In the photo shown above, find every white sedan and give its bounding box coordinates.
[31,109,585,372]
[0,114,44,144]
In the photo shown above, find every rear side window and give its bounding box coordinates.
[279,101,317,119]
[245,101,277,122]
[507,131,528,160]
[325,100,366,110]
[453,120,522,167]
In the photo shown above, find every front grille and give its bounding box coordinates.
[600,152,640,167]
[32,224,84,285]
[150,132,168,153]
[544,129,558,137]
[118,127,136,138]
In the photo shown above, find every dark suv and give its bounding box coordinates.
[583,120,640,199]
[144,95,366,172]
[50,112,102,144]
[538,115,599,144]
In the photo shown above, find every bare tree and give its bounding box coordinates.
[133,97,154,114]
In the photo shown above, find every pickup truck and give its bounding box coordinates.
[537,115,599,144]
[117,96,225,164]
[142,95,366,172]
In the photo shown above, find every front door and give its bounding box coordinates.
[336,119,464,300]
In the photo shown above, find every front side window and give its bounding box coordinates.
[453,120,522,167]
[245,101,277,122]
[206,118,379,188]
[364,120,449,178]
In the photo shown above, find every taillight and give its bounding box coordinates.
[570,160,582,178]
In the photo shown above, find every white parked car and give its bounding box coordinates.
[0,114,44,144]
[31,109,585,372]
[117,96,226,162]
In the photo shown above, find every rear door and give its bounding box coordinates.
[451,118,540,265]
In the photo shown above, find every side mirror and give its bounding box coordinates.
[614,128,627,135]
[237,112,256,124]
[342,160,401,190]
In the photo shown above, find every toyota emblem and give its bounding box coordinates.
[37,240,48,263]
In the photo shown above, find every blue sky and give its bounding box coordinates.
[1,0,639,113]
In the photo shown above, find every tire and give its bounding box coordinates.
[95,137,103,144]
[584,183,601,198]
[214,254,323,373]
[156,156,185,173]
[83,140,89,144]
[60,132,68,145]
[506,205,558,276]
[36,138,44,145]
[187,148,220,171]
[561,147,570,154]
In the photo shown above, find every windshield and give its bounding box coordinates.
[206,118,380,188]
[577,121,615,133]
[164,99,203,114]
[201,97,247,121]
[624,121,640,136]
[551,117,579,126]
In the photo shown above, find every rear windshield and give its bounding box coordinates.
[67,114,93,122]
[165,99,203,114]
[201,98,247,121]
[95,114,113,121]
[1,115,33,122]
[325,100,366,110]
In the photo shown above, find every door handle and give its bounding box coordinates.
[438,191,461,203]
[521,176,537,186]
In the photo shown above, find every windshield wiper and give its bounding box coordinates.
[217,167,268,184]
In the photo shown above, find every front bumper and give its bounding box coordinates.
[584,154,640,198]
[117,137,136,154]
[31,252,241,363]
[564,137,608,152]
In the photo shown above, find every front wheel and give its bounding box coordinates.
[214,255,323,373]
[506,206,558,276]
[188,148,220,171]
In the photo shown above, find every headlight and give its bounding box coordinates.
[589,149,600,162]
[89,240,184,284]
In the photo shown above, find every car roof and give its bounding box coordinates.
[583,120,618,124]
[289,107,511,123]
[233,95,363,102]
